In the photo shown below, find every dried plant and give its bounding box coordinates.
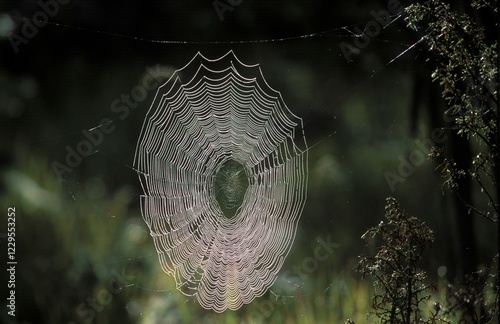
[406,0,498,221]
[356,197,447,323]
[405,1,498,322]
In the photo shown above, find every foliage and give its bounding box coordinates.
[404,1,499,322]
[443,256,499,323]
[356,197,446,323]
[405,0,498,221]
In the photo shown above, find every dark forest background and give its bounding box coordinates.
[0,0,497,323]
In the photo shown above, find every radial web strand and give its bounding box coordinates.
[134,51,308,312]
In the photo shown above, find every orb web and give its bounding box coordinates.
[134,51,308,312]
[213,159,249,217]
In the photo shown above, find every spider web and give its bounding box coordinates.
[133,51,308,312]
[8,6,431,320]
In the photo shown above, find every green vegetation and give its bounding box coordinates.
[351,1,498,323]
[406,0,498,223]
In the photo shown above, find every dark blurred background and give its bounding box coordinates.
[0,0,496,323]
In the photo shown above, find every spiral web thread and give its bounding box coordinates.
[134,51,308,312]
